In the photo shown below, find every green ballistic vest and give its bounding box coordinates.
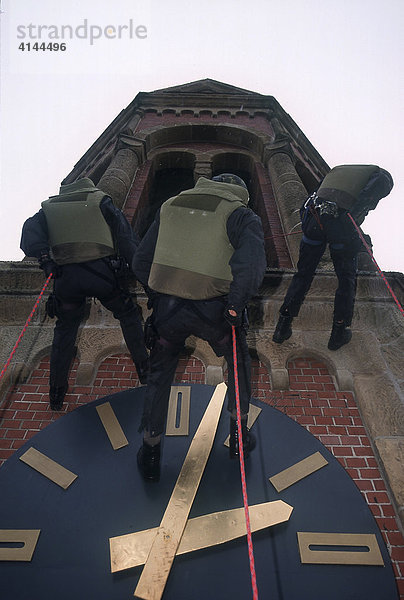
[41,179,115,265]
[317,165,380,209]
[148,178,249,300]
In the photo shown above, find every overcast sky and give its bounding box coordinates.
[1,0,403,272]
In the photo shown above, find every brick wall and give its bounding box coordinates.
[0,354,403,597]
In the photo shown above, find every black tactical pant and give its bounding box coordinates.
[50,258,148,388]
[141,295,251,437]
[280,211,360,326]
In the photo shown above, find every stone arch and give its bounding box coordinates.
[135,123,270,159]
[282,347,355,393]
[286,348,338,379]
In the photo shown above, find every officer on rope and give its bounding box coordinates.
[273,164,394,350]
[132,174,266,481]
[20,178,149,410]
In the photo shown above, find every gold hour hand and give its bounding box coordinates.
[110,500,293,573]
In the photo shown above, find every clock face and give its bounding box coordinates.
[0,384,398,600]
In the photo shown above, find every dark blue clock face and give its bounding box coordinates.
[0,384,398,600]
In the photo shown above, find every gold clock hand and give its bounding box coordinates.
[133,382,227,600]
[110,500,293,573]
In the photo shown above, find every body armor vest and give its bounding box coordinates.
[317,165,380,210]
[41,179,115,265]
[148,178,249,300]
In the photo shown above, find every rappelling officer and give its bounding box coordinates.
[133,173,267,481]
[273,164,394,350]
[20,178,149,410]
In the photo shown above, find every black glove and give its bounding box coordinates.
[38,253,59,278]
[224,305,242,327]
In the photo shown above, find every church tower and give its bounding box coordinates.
[1,80,403,596]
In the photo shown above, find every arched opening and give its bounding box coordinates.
[211,152,253,193]
[134,151,195,237]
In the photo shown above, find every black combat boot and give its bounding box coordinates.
[229,417,256,459]
[137,440,161,481]
[49,384,68,411]
[272,314,293,344]
[328,321,352,351]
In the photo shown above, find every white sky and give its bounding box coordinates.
[1,0,403,271]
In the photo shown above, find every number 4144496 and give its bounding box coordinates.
[18,42,67,51]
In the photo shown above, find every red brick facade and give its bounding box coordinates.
[0,354,403,597]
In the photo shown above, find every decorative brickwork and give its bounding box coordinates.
[0,353,402,596]
[134,112,274,136]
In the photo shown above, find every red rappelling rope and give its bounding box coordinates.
[0,273,53,383]
[231,325,259,600]
[347,213,404,316]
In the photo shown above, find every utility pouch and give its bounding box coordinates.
[314,197,339,218]
[144,315,158,350]
[45,293,60,319]
[108,256,130,290]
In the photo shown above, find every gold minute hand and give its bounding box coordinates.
[134,382,227,600]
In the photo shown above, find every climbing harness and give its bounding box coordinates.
[231,325,259,600]
[0,273,53,383]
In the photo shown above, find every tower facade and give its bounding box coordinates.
[1,80,403,591]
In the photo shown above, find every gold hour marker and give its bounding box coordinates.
[165,386,191,436]
[269,451,328,492]
[0,530,40,562]
[297,532,384,566]
[19,447,77,489]
[96,401,129,450]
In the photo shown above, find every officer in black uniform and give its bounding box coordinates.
[133,174,266,480]
[20,178,149,410]
[273,165,393,350]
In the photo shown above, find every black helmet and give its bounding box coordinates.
[351,168,394,223]
[211,173,248,189]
